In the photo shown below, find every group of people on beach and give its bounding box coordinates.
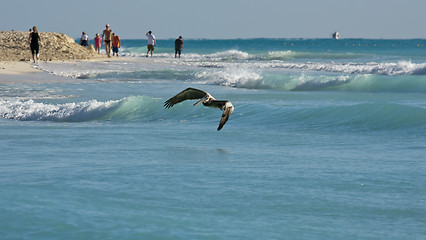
[28,25,184,62]
[144,32,184,58]
[145,31,184,58]
[83,24,121,57]
[82,25,184,58]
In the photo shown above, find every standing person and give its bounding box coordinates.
[94,33,101,54]
[146,31,156,57]
[28,26,41,63]
[102,24,113,57]
[80,32,89,47]
[28,28,33,51]
[174,36,184,58]
[112,33,121,57]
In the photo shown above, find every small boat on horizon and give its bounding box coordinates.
[332,32,340,39]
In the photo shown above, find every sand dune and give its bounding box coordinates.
[0,31,106,62]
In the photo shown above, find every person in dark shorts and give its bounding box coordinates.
[102,24,113,57]
[175,36,184,58]
[28,26,41,63]
[80,32,89,46]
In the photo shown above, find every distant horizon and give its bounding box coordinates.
[2,29,426,41]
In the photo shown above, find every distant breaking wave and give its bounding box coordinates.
[36,50,426,80]
[193,67,426,92]
[184,51,426,76]
[265,60,426,76]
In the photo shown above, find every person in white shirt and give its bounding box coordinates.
[80,32,89,47]
[146,31,156,57]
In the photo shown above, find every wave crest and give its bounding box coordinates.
[194,67,264,88]
[206,50,250,60]
[0,96,159,122]
[268,61,426,76]
[0,98,120,121]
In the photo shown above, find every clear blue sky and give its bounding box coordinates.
[1,0,426,39]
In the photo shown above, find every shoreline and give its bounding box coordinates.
[0,58,131,84]
[0,61,73,84]
[0,61,42,75]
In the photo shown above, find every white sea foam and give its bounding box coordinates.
[194,67,263,88]
[0,98,120,121]
[266,60,426,75]
[0,95,163,122]
[265,50,365,61]
[183,52,426,76]
[34,61,120,78]
[292,74,352,91]
[205,50,250,60]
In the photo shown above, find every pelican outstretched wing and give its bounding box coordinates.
[217,102,234,131]
[164,88,208,108]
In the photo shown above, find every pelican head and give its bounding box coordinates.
[193,94,211,106]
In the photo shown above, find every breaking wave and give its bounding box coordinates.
[266,60,426,76]
[0,96,160,122]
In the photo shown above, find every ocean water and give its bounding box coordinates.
[1,38,426,239]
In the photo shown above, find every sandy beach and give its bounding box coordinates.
[0,61,74,84]
[0,61,41,75]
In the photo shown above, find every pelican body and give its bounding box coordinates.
[164,88,234,131]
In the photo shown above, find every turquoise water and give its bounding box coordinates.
[1,38,426,239]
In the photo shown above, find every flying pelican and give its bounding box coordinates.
[164,87,234,131]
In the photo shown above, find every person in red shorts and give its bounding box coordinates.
[112,33,121,57]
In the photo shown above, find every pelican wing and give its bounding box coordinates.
[164,88,208,108]
[217,102,234,131]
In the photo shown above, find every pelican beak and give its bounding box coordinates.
[194,99,203,106]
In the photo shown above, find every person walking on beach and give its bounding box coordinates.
[102,24,113,57]
[112,33,121,57]
[146,31,156,57]
[28,26,41,63]
[175,36,184,58]
[80,32,89,47]
[94,33,101,54]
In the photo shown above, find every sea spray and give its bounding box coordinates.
[0,96,167,122]
[0,98,120,121]
[194,66,264,88]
